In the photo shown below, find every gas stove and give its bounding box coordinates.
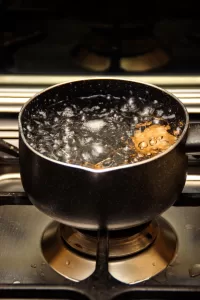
[0,79,200,299]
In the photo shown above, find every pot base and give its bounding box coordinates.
[41,217,177,284]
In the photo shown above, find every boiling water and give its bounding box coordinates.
[23,95,183,169]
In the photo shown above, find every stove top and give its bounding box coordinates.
[0,173,200,299]
[0,81,200,299]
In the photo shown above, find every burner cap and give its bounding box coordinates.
[61,221,158,258]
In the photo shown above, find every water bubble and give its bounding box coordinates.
[139,141,148,149]
[160,140,169,147]
[185,224,194,230]
[167,271,174,276]
[155,109,164,117]
[82,152,92,161]
[38,111,46,118]
[27,125,32,131]
[149,138,157,146]
[62,107,74,117]
[13,281,20,284]
[189,264,200,277]
[162,114,176,120]
[102,158,113,167]
[174,127,182,136]
[139,106,155,117]
[83,119,106,132]
[157,136,163,141]
[91,143,104,156]
[81,114,87,121]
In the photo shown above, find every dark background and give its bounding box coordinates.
[2,1,200,75]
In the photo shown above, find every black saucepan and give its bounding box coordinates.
[1,79,200,230]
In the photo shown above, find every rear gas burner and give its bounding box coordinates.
[41,217,177,284]
[71,26,170,72]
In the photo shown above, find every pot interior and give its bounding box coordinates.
[20,79,187,169]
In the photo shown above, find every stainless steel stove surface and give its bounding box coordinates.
[0,164,200,299]
[0,194,199,284]
[0,79,200,299]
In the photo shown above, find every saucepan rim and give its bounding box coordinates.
[18,77,189,173]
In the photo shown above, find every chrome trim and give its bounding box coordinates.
[2,89,200,98]
[0,107,20,113]
[0,173,20,181]
[187,175,200,181]
[3,139,18,147]
[1,75,200,86]
[0,131,18,138]
[0,119,18,130]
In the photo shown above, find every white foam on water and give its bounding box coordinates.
[156,109,164,117]
[62,107,74,117]
[139,106,155,116]
[83,119,107,132]
[91,142,104,157]
[27,125,32,131]
[82,152,91,161]
[162,114,176,119]
[38,111,46,118]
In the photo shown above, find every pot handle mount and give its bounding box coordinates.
[185,123,200,154]
[0,139,19,158]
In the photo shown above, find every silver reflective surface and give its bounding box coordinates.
[1,76,200,113]
[0,205,199,285]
